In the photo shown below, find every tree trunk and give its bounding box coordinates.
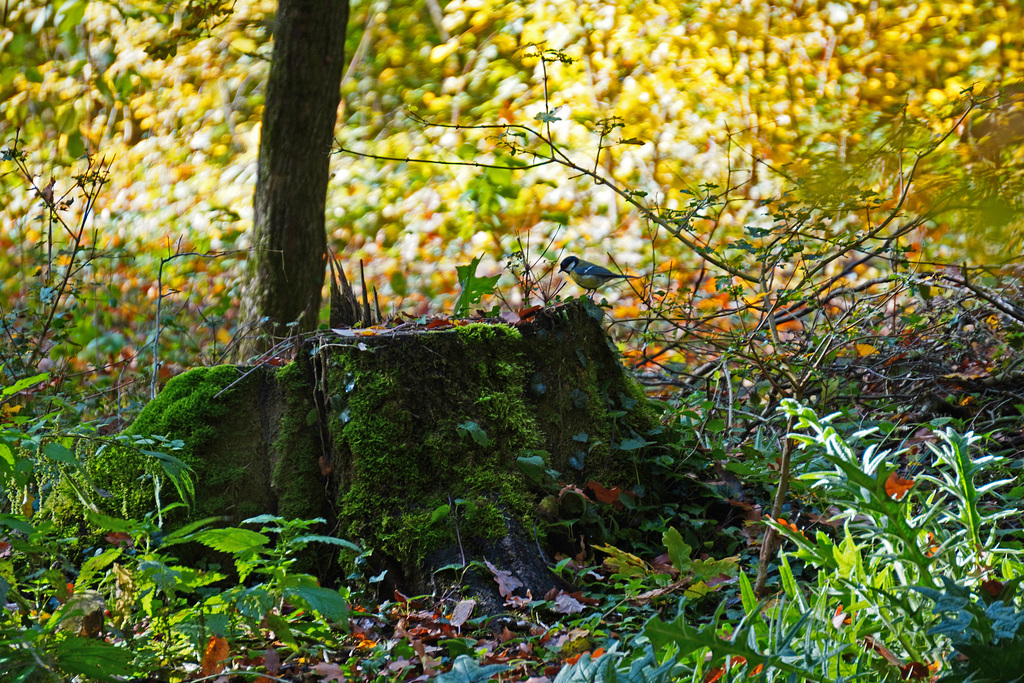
[240,0,349,356]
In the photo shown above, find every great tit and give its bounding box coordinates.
[559,256,641,294]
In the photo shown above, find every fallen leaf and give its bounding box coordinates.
[862,635,903,667]
[583,480,623,507]
[104,532,133,548]
[505,591,532,608]
[485,560,524,599]
[885,472,915,500]
[518,305,542,320]
[982,578,1005,598]
[201,635,229,675]
[318,455,333,476]
[552,591,585,615]
[263,647,280,675]
[450,599,475,629]
[311,661,346,682]
[900,662,929,680]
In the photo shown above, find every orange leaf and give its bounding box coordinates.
[518,305,542,320]
[900,662,930,680]
[703,665,725,683]
[318,456,334,476]
[885,472,915,500]
[703,656,748,683]
[105,532,133,548]
[201,635,230,675]
[584,480,623,506]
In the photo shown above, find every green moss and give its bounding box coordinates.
[271,360,327,521]
[323,323,542,570]
[461,497,506,540]
[88,365,275,525]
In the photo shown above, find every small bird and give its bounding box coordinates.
[559,256,641,295]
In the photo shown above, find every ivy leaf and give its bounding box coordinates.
[436,654,509,683]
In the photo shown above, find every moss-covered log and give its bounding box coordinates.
[84,300,662,607]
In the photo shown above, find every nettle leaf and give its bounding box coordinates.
[454,255,500,317]
[55,636,135,681]
[191,528,269,555]
[285,585,349,623]
[2,372,48,397]
[242,514,284,525]
[292,536,364,552]
[42,441,77,465]
[291,535,362,553]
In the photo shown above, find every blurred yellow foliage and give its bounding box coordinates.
[0,0,1021,326]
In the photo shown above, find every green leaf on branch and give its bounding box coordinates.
[454,255,500,317]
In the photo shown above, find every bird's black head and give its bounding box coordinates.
[559,256,579,273]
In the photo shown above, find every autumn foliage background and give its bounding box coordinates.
[3,0,1024,680]
[4,1,1022,390]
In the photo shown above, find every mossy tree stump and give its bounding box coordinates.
[89,300,662,608]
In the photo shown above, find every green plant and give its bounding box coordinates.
[0,512,139,682]
[607,401,1023,681]
[763,401,1020,676]
[454,255,501,317]
[916,577,1024,683]
[186,515,359,648]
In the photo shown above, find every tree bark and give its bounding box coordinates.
[240,0,349,355]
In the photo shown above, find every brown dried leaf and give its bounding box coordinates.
[318,455,334,476]
[263,647,281,675]
[201,635,229,676]
[450,599,475,629]
[485,560,524,598]
[311,662,346,683]
[584,480,623,507]
[552,591,585,615]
